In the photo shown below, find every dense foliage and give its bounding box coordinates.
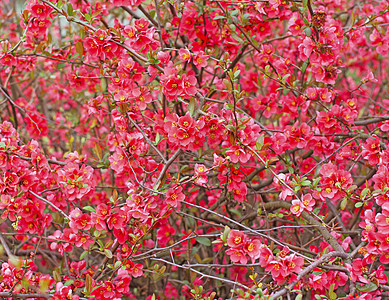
[1,0,389,299]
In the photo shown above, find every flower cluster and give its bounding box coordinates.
[56,162,95,202]
[319,162,353,201]
[160,63,197,101]
[225,230,262,264]
[225,230,304,285]
[164,113,204,150]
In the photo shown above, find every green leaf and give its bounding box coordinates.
[213,15,226,20]
[355,202,363,208]
[84,14,91,22]
[221,226,231,243]
[56,62,67,69]
[64,280,74,286]
[101,78,107,91]
[303,27,312,37]
[301,60,309,74]
[356,282,378,292]
[256,134,264,151]
[361,187,370,199]
[197,237,211,246]
[188,97,195,116]
[104,249,113,258]
[67,3,74,16]
[83,206,95,213]
[302,0,308,11]
[76,41,83,57]
[212,240,223,244]
[301,180,311,186]
[340,197,347,210]
[53,270,61,282]
[329,291,337,300]
[86,274,92,295]
[155,132,161,145]
[282,74,291,82]
[80,250,88,260]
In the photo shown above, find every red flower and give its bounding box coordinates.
[361,137,381,165]
[225,248,248,264]
[346,259,369,283]
[179,48,191,61]
[57,163,95,202]
[290,199,304,217]
[226,145,251,164]
[107,211,126,230]
[29,2,50,20]
[69,208,92,232]
[243,239,262,261]
[193,51,209,68]
[283,254,304,275]
[375,203,389,234]
[227,230,246,248]
[181,72,197,98]
[301,194,315,212]
[134,18,149,31]
[166,187,185,207]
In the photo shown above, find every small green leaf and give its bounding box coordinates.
[282,74,291,82]
[57,62,67,69]
[329,291,337,300]
[85,14,91,22]
[302,0,308,11]
[67,3,74,16]
[155,132,161,145]
[303,27,312,37]
[197,237,211,246]
[356,282,378,292]
[80,251,88,260]
[53,270,61,282]
[76,41,83,57]
[86,274,92,295]
[104,249,113,258]
[188,97,195,116]
[340,197,347,210]
[256,134,264,151]
[301,60,309,74]
[301,180,311,186]
[64,280,74,286]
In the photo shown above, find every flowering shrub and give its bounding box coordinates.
[0,0,389,299]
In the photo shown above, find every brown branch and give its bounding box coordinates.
[29,191,69,219]
[138,4,159,27]
[353,116,389,126]
[0,292,52,299]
